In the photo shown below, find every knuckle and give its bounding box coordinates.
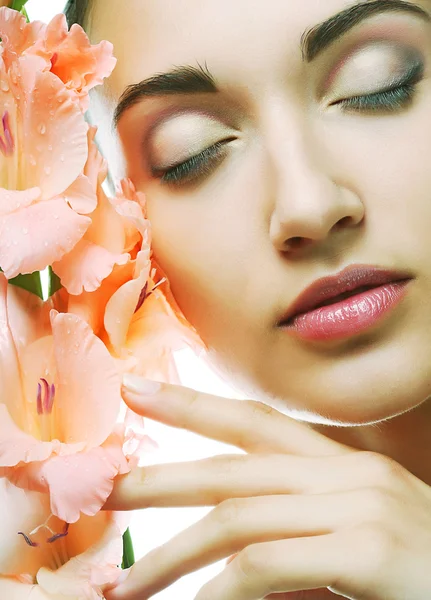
[360,451,406,486]
[334,524,396,591]
[211,497,245,529]
[358,486,396,523]
[351,522,396,571]
[244,399,276,418]
[176,389,202,427]
[235,544,267,582]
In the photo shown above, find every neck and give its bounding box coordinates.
[309,397,431,486]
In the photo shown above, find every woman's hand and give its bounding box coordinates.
[103,375,431,600]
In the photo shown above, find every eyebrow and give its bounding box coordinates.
[113,0,430,126]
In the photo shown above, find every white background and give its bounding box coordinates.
[26,1,246,597]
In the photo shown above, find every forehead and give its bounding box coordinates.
[90,0,364,98]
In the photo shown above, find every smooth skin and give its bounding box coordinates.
[84,0,431,597]
[101,376,431,599]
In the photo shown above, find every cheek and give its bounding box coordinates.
[146,154,271,344]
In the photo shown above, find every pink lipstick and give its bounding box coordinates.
[278,265,413,342]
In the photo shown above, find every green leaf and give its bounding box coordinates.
[121,528,135,570]
[10,0,29,11]
[47,267,62,299]
[8,271,43,300]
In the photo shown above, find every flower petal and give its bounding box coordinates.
[23,70,89,201]
[0,197,91,278]
[62,173,96,215]
[11,429,130,523]
[51,311,122,447]
[0,188,40,216]
[0,405,85,468]
[36,511,124,599]
[0,578,52,600]
[104,249,151,354]
[0,274,25,430]
[52,239,129,296]
[0,478,52,578]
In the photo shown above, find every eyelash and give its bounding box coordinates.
[156,70,422,188]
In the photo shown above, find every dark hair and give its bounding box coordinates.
[64,0,89,28]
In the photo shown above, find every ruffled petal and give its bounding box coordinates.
[52,239,129,296]
[0,8,47,70]
[44,15,116,112]
[0,197,91,279]
[10,429,130,523]
[51,311,121,447]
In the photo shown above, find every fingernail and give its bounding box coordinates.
[104,567,131,595]
[122,373,162,395]
[116,567,131,585]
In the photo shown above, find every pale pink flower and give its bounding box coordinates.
[0,8,116,112]
[51,129,140,297]
[0,7,116,280]
[0,273,136,524]
[0,479,126,599]
[65,181,205,383]
[40,13,117,112]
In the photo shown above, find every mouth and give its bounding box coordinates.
[286,284,379,321]
[277,265,414,341]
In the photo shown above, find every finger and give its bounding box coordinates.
[193,535,344,600]
[104,492,357,600]
[105,451,384,511]
[121,374,354,457]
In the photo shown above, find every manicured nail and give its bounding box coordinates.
[103,567,131,595]
[122,373,162,395]
[116,567,131,585]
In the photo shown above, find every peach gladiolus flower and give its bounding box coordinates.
[61,169,204,383]
[52,129,139,296]
[0,479,126,599]
[0,8,116,113]
[38,13,116,112]
[0,7,116,280]
[0,274,134,524]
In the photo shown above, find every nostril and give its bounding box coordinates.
[335,216,354,229]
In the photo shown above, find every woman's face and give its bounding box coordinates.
[91,0,431,426]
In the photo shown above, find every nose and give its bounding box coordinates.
[268,125,364,253]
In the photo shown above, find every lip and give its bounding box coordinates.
[278,264,414,326]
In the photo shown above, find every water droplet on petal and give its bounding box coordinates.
[22,227,28,235]
[44,166,51,175]
[60,154,65,162]
[29,155,36,166]
[0,80,9,92]
[48,144,52,151]
[37,123,46,135]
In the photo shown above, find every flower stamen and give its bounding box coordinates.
[0,111,14,156]
[36,379,56,441]
[17,531,39,547]
[46,522,69,543]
